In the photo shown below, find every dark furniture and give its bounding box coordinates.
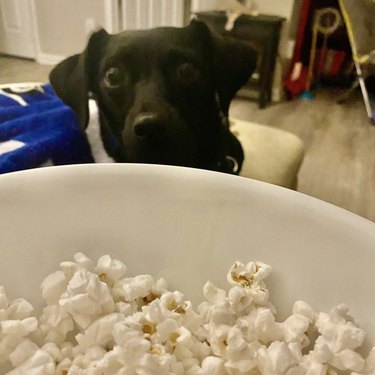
[195,11,285,108]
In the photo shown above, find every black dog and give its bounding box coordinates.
[49,20,257,174]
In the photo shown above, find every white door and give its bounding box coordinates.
[0,0,36,58]
[122,0,187,30]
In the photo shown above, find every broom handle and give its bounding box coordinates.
[317,33,328,80]
[306,19,319,91]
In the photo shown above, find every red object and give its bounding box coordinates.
[329,50,346,76]
[284,0,314,98]
[316,47,328,77]
[284,66,309,97]
[316,49,346,77]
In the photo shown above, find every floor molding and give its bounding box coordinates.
[36,53,65,66]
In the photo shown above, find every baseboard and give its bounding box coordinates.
[36,53,65,66]
[272,86,283,102]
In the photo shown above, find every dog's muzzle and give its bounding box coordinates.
[122,110,198,166]
[132,113,166,139]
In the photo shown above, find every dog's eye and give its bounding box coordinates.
[175,63,202,87]
[103,67,125,88]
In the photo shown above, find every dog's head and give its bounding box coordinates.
[50,20,257,173]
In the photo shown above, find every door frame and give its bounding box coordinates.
[30,0,119,65]
[0,0,38,59]
[4,0,192,64]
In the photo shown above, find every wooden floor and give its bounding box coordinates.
[231,92,375,222]
[1,56,375,221]
[0,55,52,84]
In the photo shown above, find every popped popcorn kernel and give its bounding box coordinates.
[169,331,179,343]
[228,285,253,314]
[0,286,8,309]
[112,274,154,301]
[143,292,161,304]
[200,355,226,374]
[203,281,227,304]
[293,300,316,323]
[7,299,34,320]
[0,253,373,375]
[96,254,127,283]
[9,339,39,367]
[73,252,94,270]
[142,321,157,335]
[227,261,272,288]
[41,271,68,304]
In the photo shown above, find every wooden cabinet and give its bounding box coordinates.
[195,11,285,108]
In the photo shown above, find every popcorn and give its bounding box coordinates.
[335,349,365,372]
[0,286,8,309]
[200,356,226,374]
[37,304,74,344]
[210,301,235,325]
[1,317,38,336]
[41,342,63,363]
[112,274,154,301]
[96,254,127,283]
[227,261,271,307]
[0,291,38,366]
[257,341,300,375]
[59,268,115,328]
[226,325,255,361]
[41,270,68,304]
[5,349,55,374]
[227,261,272,286]
[0,254,373,375]
[75,313,124,349]
[73,252,94,270]
[9,339,39,367]
[356,347,375,375]
[292,300,316,323]
[159,290,186,316]
[254,307,284,344]
[203,281,227,304]
[7,299,34,320]
[228,286,253,314]
[60,261,80,280]
[156,318,179,341]
[315,307,366,353]
[282,314,310,346]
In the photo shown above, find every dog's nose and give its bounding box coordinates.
[133,113,165,138]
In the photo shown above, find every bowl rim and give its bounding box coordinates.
[1,163,374,230]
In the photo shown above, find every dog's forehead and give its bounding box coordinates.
[105,27,207,63]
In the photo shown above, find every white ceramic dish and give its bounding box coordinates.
[0,164,374,352]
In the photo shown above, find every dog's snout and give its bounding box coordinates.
[133,113,165,138]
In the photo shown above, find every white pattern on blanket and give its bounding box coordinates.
[0,83,112,174]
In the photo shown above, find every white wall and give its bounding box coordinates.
[190,0,297,59]
[192,0,295,20]
[32,0,189,64]
[121,0,186,30]
[255,0,294,20]
[32,0,109,64]
[31,0,297,101]
[191,0,220,12]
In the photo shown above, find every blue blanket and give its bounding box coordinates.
[0,84,94,174]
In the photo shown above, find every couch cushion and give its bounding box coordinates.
[231,119,305,189]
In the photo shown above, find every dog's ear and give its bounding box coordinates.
[212,33,258,115]
[188,20,257,115]
[49,29,109,129]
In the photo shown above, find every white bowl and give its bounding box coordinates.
[1,164,374,352]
